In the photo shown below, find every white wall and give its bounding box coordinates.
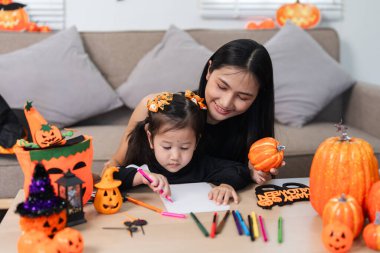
[66,0,380,85]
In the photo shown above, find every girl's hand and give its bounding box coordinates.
[208,184,239,205]
[141,172,171,198]
[250,161,285,184]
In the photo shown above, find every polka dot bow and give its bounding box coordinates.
[147,92,173,112]
[185,90,207,110]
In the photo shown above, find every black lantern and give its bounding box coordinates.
[56,169,86,226]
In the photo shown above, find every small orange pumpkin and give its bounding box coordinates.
[94,167,123,214]
[248,137,285,172]
[0,1,30,31]
[246,18,276,30]
[322,222,353,253]
[366,181,380,223]
[276,0,321,29]
[32,240,61,253]
[363,212,380,251]
[18,230,50,253]
[322,193,364,238]
[35,124,63,148]
[54,227,84,253]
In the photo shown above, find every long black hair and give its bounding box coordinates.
[124,93,206,167]
[198,39,274,159]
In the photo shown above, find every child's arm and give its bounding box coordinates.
[208,183,238,205]
[133,172,172,197]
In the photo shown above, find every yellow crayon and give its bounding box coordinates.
[251,211,260,238]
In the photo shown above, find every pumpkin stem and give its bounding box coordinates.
[338,193,347,202]
[334,121,351,141]
[376,212,380,225]
[277,145,286,152]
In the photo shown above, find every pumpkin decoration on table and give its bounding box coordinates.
[248,137,285,172]
[18,229,50,253]
[322,194,364,238]
[14,101,94,204]
[309,122,379,216]
[276,0,321,29]
[54,227,84,253]
[0,0,29,31]
[15,163,67,238]
[322,222,353,253]
[363,212,380,251]
[366,181,380,223]
[94,167,123,214]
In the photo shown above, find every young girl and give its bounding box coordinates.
[114,91,253,205]
[106,39,282,185]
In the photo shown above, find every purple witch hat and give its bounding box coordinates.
[15,163,66,217]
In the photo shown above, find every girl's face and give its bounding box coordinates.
[147,124,197,173]
[205,65,259,124]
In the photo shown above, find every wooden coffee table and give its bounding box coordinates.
[0,178,369,252]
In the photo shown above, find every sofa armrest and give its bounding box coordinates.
[345,81,380,138]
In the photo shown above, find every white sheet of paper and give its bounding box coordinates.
[160,182,230,213]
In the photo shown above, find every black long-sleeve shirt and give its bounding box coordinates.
[115,153,253,191]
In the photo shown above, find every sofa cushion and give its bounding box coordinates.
[0,26,123,128]
[266,22,355,127]
[116,25,212,108]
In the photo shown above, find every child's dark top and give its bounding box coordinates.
[115,152,253,191]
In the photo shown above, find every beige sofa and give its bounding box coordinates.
[1,28,380,199]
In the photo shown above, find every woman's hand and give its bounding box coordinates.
[208,184,239,205]
[138,172,171,198]
[250,161,285,184]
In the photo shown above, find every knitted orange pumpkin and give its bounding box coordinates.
[248,137,285,172]
[363,212,380,251]
[322,194,364,238]
[310,124,379,216]
[276,0,321,29]
[54,227,84,253]
[366,181,380,223]
[322,222,353,253]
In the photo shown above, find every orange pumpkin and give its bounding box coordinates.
[366,181,380,223]
[54,227,84,253]
[276,0,321,29]
[246,18,276,30]
[363,212,380,251]
[18,230,50,253]
[309,124,379,216]
[322,194,364,238]
[35,124,63,148]
[248,137,285,172]
[0,2,30,31]
[32,240,61,253]
[94,167,123,214]
[322,222,353,253]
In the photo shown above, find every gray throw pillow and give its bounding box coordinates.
[0,27,123,127]
[265,22,355,127]
[117,25,212,108]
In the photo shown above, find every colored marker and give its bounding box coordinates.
[190,212,209,237]
[126,196,163,213]
[232,210,243,235]
[210,212,218,238]
[248,214,255,241]
[137,168,173,202]
[161,211,186,219]
[278,216,283,243]
[235,210,250,236]
[216,210,230,234]
[259,215,268,242]
[251,211,259,238]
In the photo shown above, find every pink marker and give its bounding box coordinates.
[161,211,186,219]
[137,168,173,202]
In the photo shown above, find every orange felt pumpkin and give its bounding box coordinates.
[366,181,380,223]
[276,0,321,29]
[0,1,30,31]
[248,137,285,172]
[309,124,379,216]
[322,194,364,238]
[94,167,123,214]
[363,212,380,251]
[322,222,353,253]
[35,124,63,148]
[54,227,84,253]
[18,230,50,253]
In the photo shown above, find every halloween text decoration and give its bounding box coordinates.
[255,183,309,209]
[14,101,94,204]
[15,163,67,238]
[248,137,285,172]
[94,167,123,214]
[309,122,379,216]
[276,0,321,29]
[56,170,86,226]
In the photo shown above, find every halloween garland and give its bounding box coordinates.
[255,183,310,209]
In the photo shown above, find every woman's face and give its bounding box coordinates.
[205,65,259,124]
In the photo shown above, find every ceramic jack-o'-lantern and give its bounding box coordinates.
[54,227,84,253]
[276,0,321,29]
[94,167,123,214]
[0,1,30,31]
[16,163,67,238]
[322,222,353,253]
[18,229,50,253]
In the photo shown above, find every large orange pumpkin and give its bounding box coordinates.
[14,136,94,204]
[366,181,380,223]
[363,212,380,251]
[276,0,321,29]
[309,125,379,216]
[0,1,30,31]
[322,194,364,238]
[248,137,285,172]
